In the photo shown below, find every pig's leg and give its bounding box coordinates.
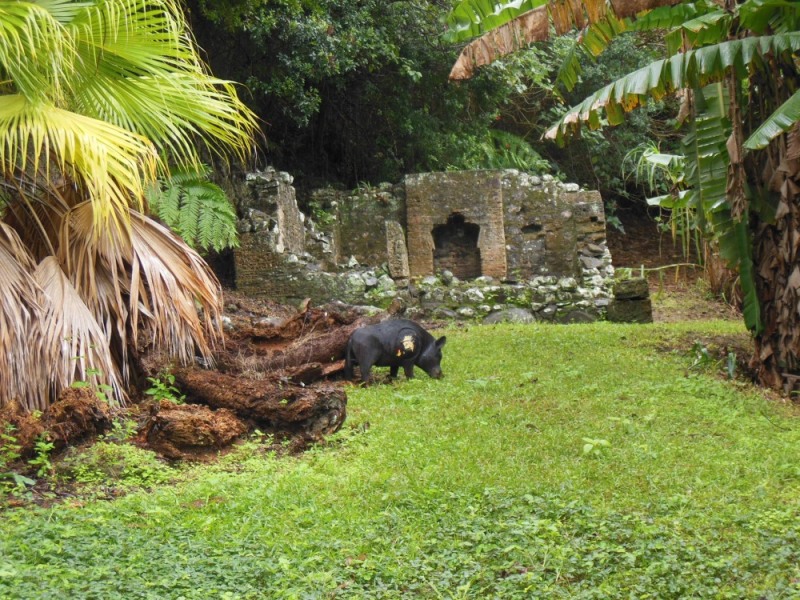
[403,362,415,379]
[360,359,375,384]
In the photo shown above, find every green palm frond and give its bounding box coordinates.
[64,0,258,169]
[0,94,156,226]
[146,166,239,252]
[29,0,93,25]
[65,0,201,77]
[546,33,800,143]
[0,0,72,100]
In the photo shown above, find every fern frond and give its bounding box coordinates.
[147,166,239,252]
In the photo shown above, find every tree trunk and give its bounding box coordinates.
[751,128,800,393]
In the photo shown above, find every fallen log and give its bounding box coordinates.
[175,368,347,436]
[219,314,379,375]
[139,401,248,460]
[0,389,112,459]
[285,359,346,385]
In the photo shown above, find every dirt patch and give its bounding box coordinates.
[608,207,740,324]
[607,206,699,273]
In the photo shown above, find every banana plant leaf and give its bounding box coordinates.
[744,90,800,150]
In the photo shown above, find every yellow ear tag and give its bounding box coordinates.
[396,349,403,356]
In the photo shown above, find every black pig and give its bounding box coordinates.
[344,319,446,383]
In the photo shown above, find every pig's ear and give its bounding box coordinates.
[436,336,447,348]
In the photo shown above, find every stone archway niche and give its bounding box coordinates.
[405,171,508,279]
[432,213,482,280]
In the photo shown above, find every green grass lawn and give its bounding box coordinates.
[2,320,800,599]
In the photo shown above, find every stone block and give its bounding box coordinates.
[606,298,653,323]
[385,220,410,280]
[613,277,650,300]
[482,308,536,325]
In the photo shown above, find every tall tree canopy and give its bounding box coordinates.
[0,0,257,411]
[185,0,558,186]
[446,0,800,392]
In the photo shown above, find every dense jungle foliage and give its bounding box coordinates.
[185,0,674,204]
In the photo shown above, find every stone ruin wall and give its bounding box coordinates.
[225,168,642,323]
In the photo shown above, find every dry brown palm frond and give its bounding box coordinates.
[33,256,126,407]
[128,211,223,367]
[0,223,46,411]
[57,203,131,376]
[55,202,222,385]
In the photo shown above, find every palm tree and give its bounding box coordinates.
[0,0,257,411]
[447,0,800,392]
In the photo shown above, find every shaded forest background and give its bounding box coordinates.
[184,0,677,217]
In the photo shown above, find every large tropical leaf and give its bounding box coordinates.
[445,0,546,44]
[449,4,551,81]
[715,211,762,333]
[744,90,800,150]
[681,83,730,215]
[545,33,800,142]
[448,0,684,80]
[663,9,731,55]
[739,0,800,35]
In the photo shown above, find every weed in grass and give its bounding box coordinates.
[101,417,138,443]
[27,435,54,477]
[0,425,34,498]
[57,442,173,490]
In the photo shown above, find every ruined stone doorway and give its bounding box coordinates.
[432,213,482,280]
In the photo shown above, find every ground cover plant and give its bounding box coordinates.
[1,320,799,598]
